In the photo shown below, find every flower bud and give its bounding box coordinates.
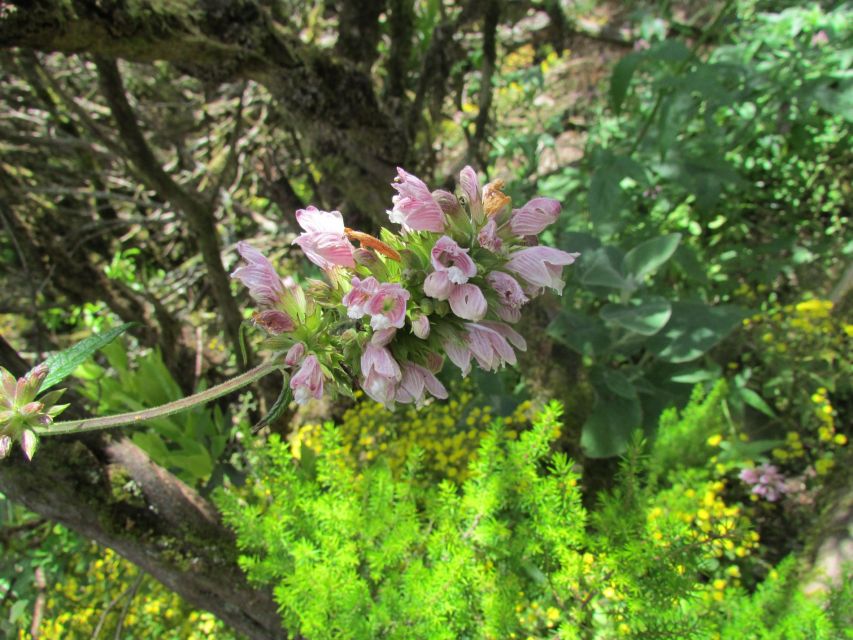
[0,435,11,459]
[411,314,430,339]
[21,429,37,461]
[284,342,306,367]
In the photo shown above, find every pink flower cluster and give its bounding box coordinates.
[739,464,789,502]
[232,166,579,408]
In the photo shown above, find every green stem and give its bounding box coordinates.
[37,362,282,436]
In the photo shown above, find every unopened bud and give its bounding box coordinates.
[284,342,306,367]
[253,309,295,335]
[432,189,461,218]
[20,401,44,416]
[21,429,37,461]
[0,434,11,459]
[411,314,430,339]
[425,352,444,374]
[353,248,379,268]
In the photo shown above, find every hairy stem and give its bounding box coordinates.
[38,362,282,436]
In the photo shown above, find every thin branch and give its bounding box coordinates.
[38,362,281,435]
[93,56,249,366]
[113,573,145,640]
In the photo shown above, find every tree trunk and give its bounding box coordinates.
[0,432,287,639]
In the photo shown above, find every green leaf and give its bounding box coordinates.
[547,310,610,357]
[41,323,135,391]
[579,248,628,290]
[738,387,776,418]
[601,369,637,400]
[622,233,682,281]
[610,52,642,114]
[600,297,672,335]
[648,302,747,363]
[719,439,784,463]
[581,389,642,458]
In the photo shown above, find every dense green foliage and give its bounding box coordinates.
[218,394,850,639]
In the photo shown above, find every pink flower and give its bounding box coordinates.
[292,206,356,269]
[370,327,397,347]
[811,30,829,46]
[284,342,306,367]
[459,166,482,220]
[487,271,528,323]
[477,218,503,252]
[466,322,523,371]
[231,242,284,307]
[505,246,580,293]
[411,314,430,339]
[290,355,324,404]
[361,343,402,406]
[509,197,561,236]
[449,283,487,321]
[343,276,380,319]
[424,273,486,321]
[389,168,446,233]
[396,363,448,406]
[739,468,760,484]
[253,310,295,335]
[442,335,472,377]
[432,189,461,218]
[430,236,477,284]
[367,282,410,330]
[423,271,455,299]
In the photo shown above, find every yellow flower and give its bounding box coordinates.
[707,434,723,447]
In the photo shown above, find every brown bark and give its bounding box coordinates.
[0,432,286,639]
[0,0,407,220]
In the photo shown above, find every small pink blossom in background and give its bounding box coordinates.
[284,342,306,367]
[231,242,284,307]
[290,355,324,404]
[431,236,477,284]
[506,246,580,293]
[477,218,503,252]
[396,363,448,406]
[367,283,410,330]
[811,30,829,46]
[634,38,650,51]
[509,197,561,236]
[343,276,380,319]
[293,206,356,269]
[253,309,295,335]
[411,314,430,339]
[487,271,529,324]
[740,463,788,502]
[389,168,446,233]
